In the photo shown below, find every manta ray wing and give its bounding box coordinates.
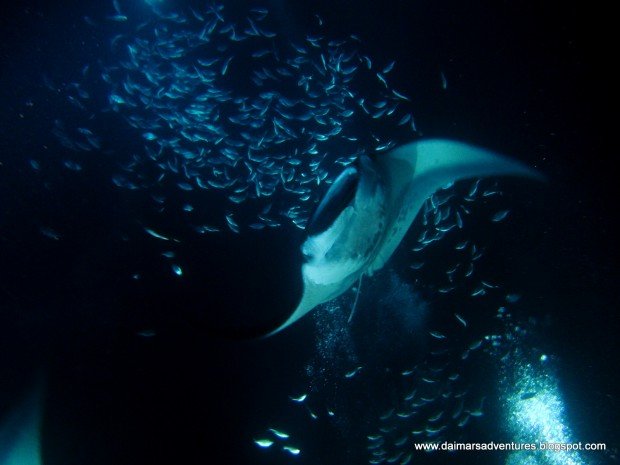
[366,139,544,274]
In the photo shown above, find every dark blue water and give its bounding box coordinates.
[0,1,617,464]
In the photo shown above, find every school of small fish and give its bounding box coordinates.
[43,0,418,235]
[37,2,527,462]
[357,178,521,464]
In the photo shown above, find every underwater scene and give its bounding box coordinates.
[0,1,617,464]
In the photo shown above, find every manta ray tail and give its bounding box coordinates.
[347,274,364,324]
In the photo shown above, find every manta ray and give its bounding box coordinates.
[268,139,543,336]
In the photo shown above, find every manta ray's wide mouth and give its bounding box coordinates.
[305,166,359,236]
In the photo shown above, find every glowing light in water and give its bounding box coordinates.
[502,349,586,465]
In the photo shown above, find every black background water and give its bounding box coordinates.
[0,1,617,464]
